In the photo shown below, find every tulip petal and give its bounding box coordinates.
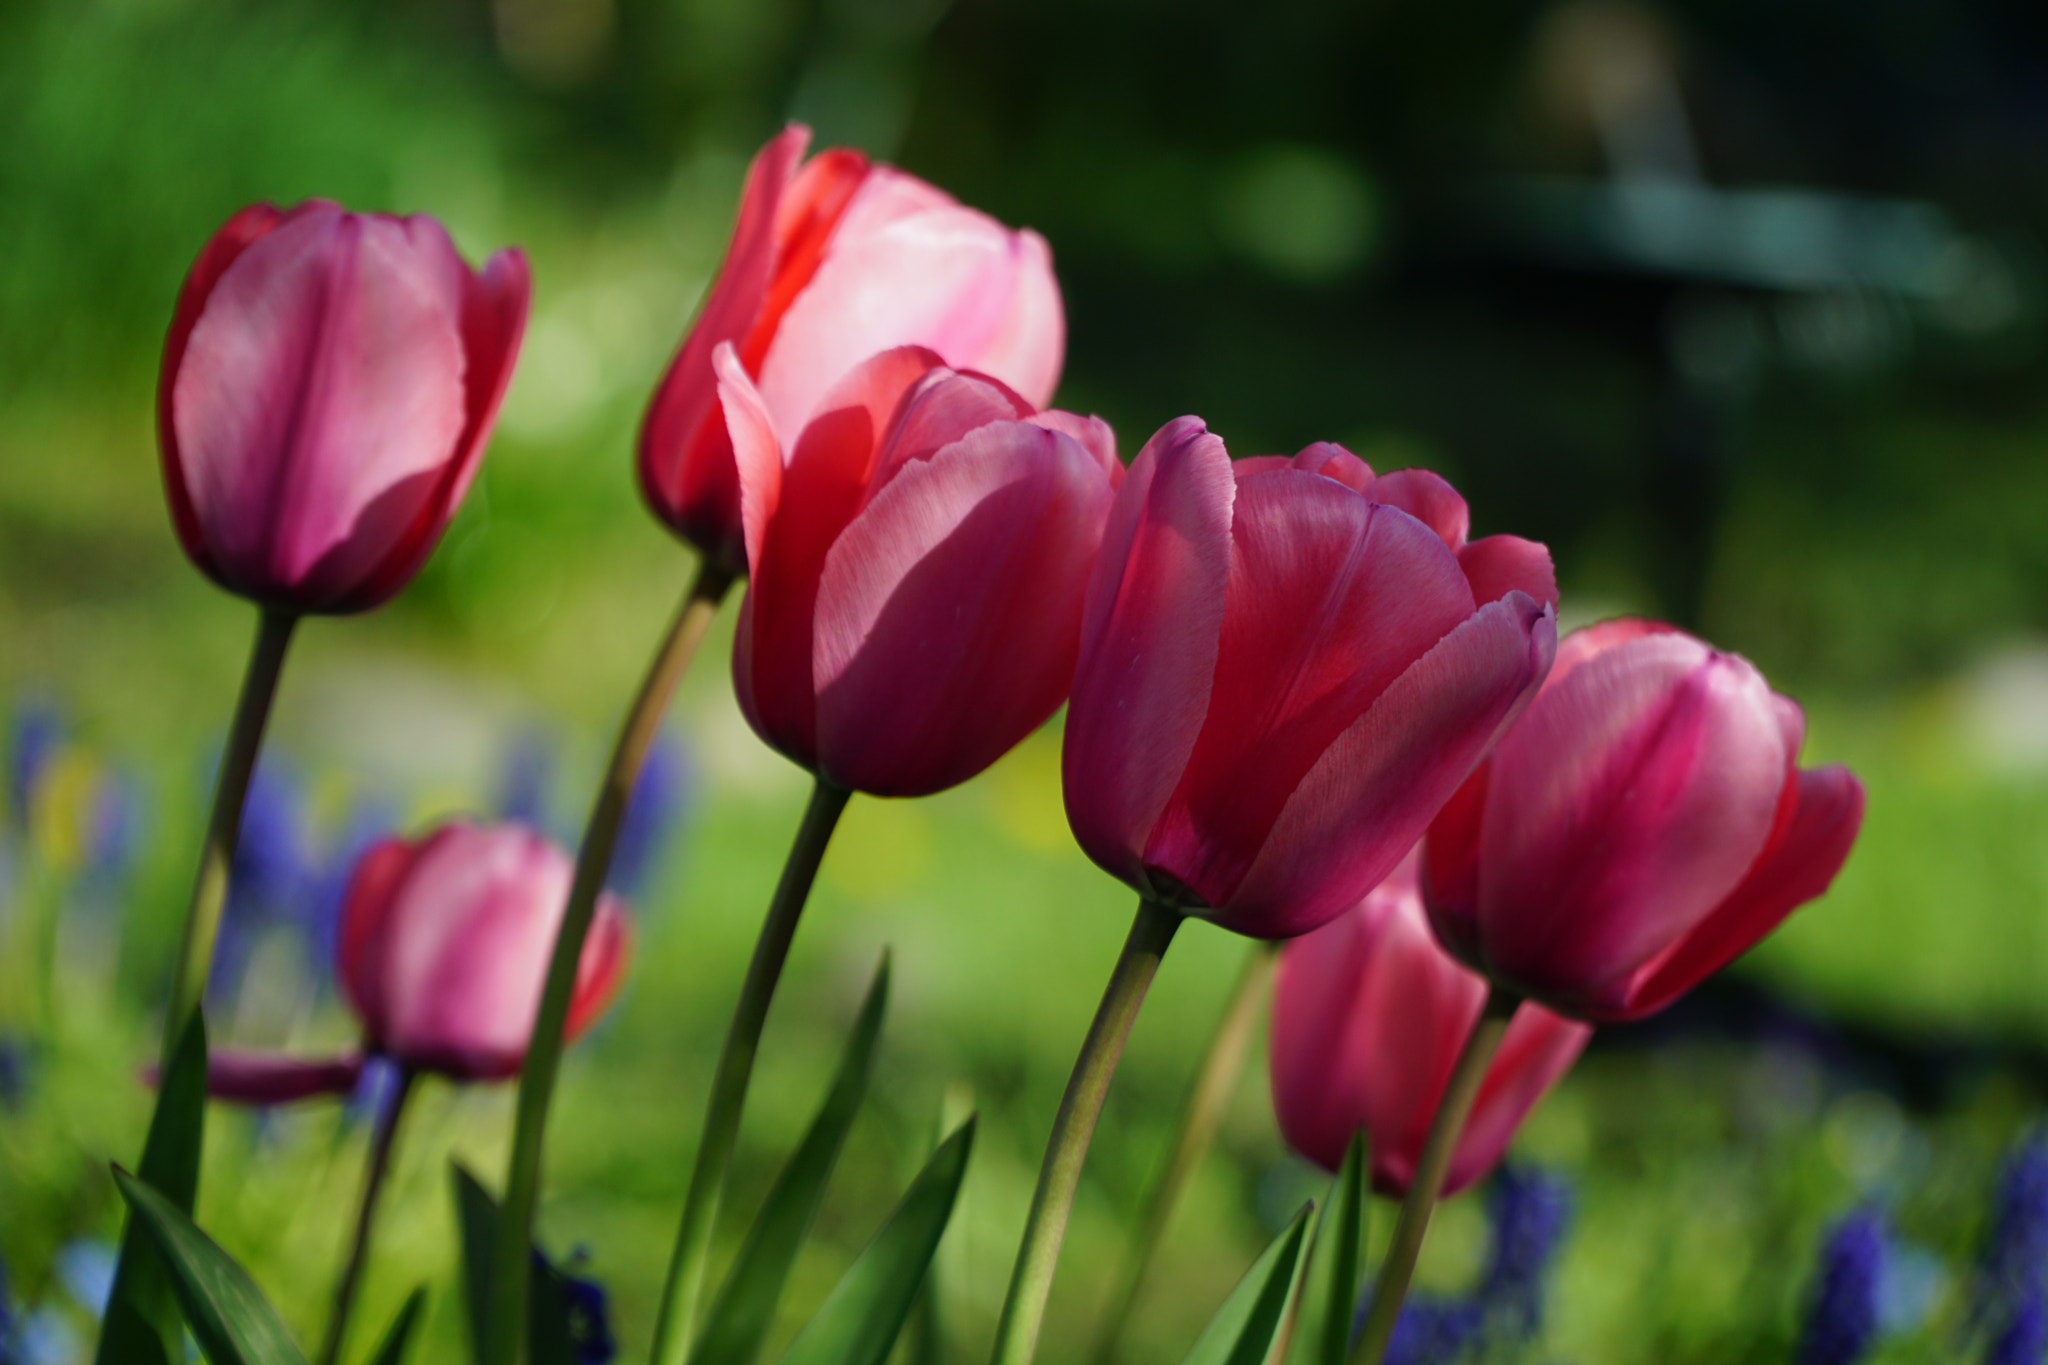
[1474,635,1790,1002]
[867,366,1032,496]
[1027,410,1121,481]
[1219,592,1556,938]
[814,422,1114,795]
[204,1050,365,1105]
[1367,468,1469,551]
[566,896,633,1040]
[1063,417,1236,888]
[758,174,1059,436]
[731,345,939,764]
[1440,1006,1591,1197]
[716,343,785,574]
[1544,617,1677,694]
[639,125,811,561]
[336,835,425,1041]
[1457,534,1559,609]
[1613,764,1866,1020]
[1148,478,1477,912]
[173,209,470,604]
[970,227,1066,409]
[1289,442,1376,493]
[1419,764,1491,967]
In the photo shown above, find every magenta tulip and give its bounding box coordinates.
[206,821,629,1100]
[717,342,1119,797]
[1422,619,1866,1022]
[641,125,1065,574]
[1061,421,1558,940]
[1271,851,1590,1197]
[159,201,529,614]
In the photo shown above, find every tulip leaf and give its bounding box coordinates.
[364,1286,428,1365]
[692,953,891,1365]
[111,1165,309,1365]
[1178,1202,1314,1365]
[97,1010,209,1365]
[774,1117,976,1365]
[451,1162,575,1365]
[1287,1132,1368,1365]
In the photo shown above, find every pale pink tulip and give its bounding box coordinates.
[1422,619,1866,1022]
[1272,852,1590,1196]
[718,343,1118,797]
[160,201,528,613]
[641,125,1064,573]
[1062,422,1557,939]
[204,821,628,1100]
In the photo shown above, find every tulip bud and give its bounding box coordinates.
[1062,421,1558,940]
[1270,853,1589,1197]
[158,201,529,614]
[1421,619,1866,1022]
[203,821,628,1101]
[718,343,1119,797]
[640,125,1065,573]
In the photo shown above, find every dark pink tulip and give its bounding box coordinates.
[202,821,629,1102]
[1062,421,1558,939]
[641,125,1065,573]
[718,342,1118,797]
[1270,852,1590,1197]
[1422,619,1866,1022]
[159,201,529,613]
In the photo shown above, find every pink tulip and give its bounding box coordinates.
[640,125,1065,573]
[159,201,529,614]
[205,821,629,1101]
[1422,619,1866,1022]
[1061,421,1558,940]
[1271,852,1591,1197]
[717,343,1119,797]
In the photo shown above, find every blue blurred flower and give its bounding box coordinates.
[208,760,312,1002]
[1798,1208,1888,1365]
[346,1054,406,1132]
[560,1267,617,1365]
[608,732,691,901]
[54,1240,115,1320]
[1480,1162,1574,1338]
[14,1307,76,1365]
[0,1036,28,1111]
[1989,1291,2047,1365]
[499,730,559,835]
[0,1252,16,1365]
[1978,1136,2048,1330]
[1380,1292,1484,1365]
[78,769,143,897]
[6,700,62,835]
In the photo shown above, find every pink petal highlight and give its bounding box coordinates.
[1457,534,1559,609]
[1366,468,1470,551]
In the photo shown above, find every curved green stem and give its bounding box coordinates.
[1089,940,1276,1365]
[162,608,297,1069]
[649,777,851,1365]
[487,560,735,1365]
[1347,985,1519,1365]
[317,1067,418,1365]
[991,896,1182,1365]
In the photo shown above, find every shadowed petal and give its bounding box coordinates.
[336,835,426,1039]
[204,1050,365,1104]
[1457,535,1558,609]
[1368,468,1469,550]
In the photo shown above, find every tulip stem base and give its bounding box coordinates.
[991,896,1183,1365]
[163,607,297,1069]
[650,776,852,1365]
[489,559,735,1365]
[317,1066,417,1365]
[1089,939,1275,1365]
[1348,984,1519,1365]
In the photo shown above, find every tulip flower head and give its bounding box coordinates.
[1063,421,1558,940]
[206,821,628,1101]
[1422,619,1866,1022]
[718,343,1120,798]
[159,201,529,614]
[1271,852,1590,1197]
[642,125,1065,573]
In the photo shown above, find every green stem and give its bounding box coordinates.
[488,560,735,1365]
[990,896,1182,1365]
[1089,940,1276,1365]
[1347,985,1519,1365]
[649,777,851,1365]
[317,1067,418,1365]
[162,608,297,1071]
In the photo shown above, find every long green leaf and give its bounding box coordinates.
[97,1010,209,1365]
[1287,1133,1368,1365]
[451,1161,575,1365]
[364,1287,428,1365]
[775,1117,976,1365]
[692,953,891,1365]
[1178,1203,1314,1365]
[112,1166,309,1365]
